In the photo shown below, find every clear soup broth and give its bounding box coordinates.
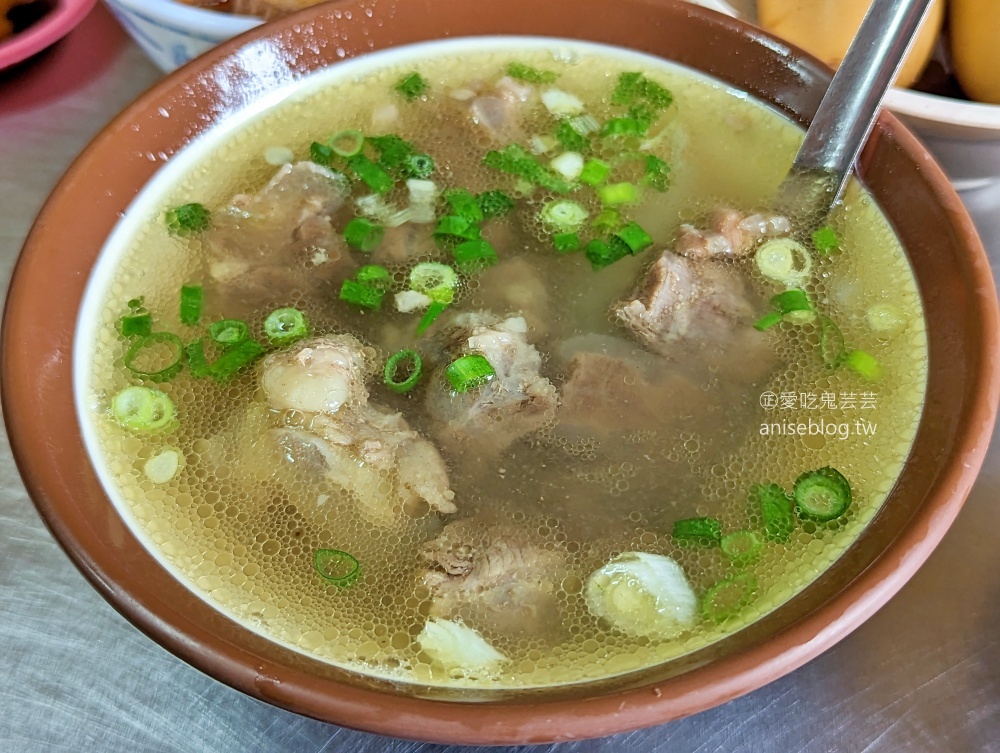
[78,39,926,690]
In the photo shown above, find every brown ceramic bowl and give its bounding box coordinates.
[4,0,999,744]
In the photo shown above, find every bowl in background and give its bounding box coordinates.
[3,0,999,743]
[0,0,97,70]
[102,0,260,72]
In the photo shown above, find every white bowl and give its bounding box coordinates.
[102,0,262,73]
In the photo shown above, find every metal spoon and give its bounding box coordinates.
[777,0,937,220]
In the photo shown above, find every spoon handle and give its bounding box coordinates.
[782,0,936,218]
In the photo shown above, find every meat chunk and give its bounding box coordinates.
[420,520,566,635]
[676,208,791,260]
[474,256,550,335]
[369,222,436,265]
[615,251,756,351]
[468,76,534,141]
[425,312,558,460]
[259,336,456,524]
[206,161,351,317]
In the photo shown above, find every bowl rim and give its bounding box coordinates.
[4,0,999,743]
[0,0,98,70]
[885,87,1000,132]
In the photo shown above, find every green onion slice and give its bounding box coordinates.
[611,71,674,109]
[601,117,649,138]
[845,349,882,381]
[641,155,671,191]
[507,61,558,83]
[702,573,757,622]
[314,548,361,586]
[483,144,572,194]
[755,238,812,287]
[819,315,847,368]
[444,188,484,223]
[264,307,309,343]
[866,303,908,338]
[384,349,423,393]
[347,154,394,194]
[433,214,481,248]
[310,141,335,166]
[111,385,176,433]
[720,530,763,567]
[812,225,840,255]
[344,217,385,252]
[585,238,629,270]
[453,239,498,273]
[209,319,249,347]
[206,338,266,382]
[119,313,152,338]
[613,221,653,254]
[553,232,580,253]
[541,199,588,232]
[592,207,621,232]
[555,121,588,152]
[180,284,203,326]
[794,467,852,522]
[395,72,429,100]
[752,482,795,542]
[671,517,723,546]
[445,353,496,393]
[410,262,458,304]
[417,301,448,336]
[328,129,365,157]
[753,311,783,332]
[578,158,611,186]
[339,280,385,311]
[124,332,184,382]
[403,153,435,179]
[597,181,639,205]
[477,190,515,219]
[771,289,812,315]
[356,264,393,291]
[165,203,210,236]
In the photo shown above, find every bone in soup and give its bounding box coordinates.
[78,42,926,689]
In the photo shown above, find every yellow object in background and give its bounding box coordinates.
[950,0,1000,105]
[757,0,945,88]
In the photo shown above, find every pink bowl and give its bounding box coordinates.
[0,0,97,70]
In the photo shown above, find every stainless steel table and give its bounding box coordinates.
[2,6,999,752]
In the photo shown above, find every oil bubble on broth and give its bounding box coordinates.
[80,43,926,690]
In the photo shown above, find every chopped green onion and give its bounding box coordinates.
[165,203,210,236]
[506,61,558,83]
[540,199,588,232]
[445,353,496,393]
[483,145,572,194]
[771,289,811,314]
[395,72,429,101]
[384,349,423,393]
[209,319,248,347]
[600,117,649,138]
[753,312,783,331]
[819,315,846,368]
[555,121,588,152]
[452,239,498,272]
[356,264,392,291]
[553,232,580,253]
[264,307,309,343]
[611,71,673,110]
[613,221,653,254]
[845,349,882,381]
[751,483,795,543]
[410,262,458,304]
[584,238,629,270]
[403,153,435,179]
[339,280,385,311]
[433,214,481,248]
[347,154,394,194]
[180,284,203,326]
[343,217,385,252]
[477,189,515,219]
[721,530,763,567]
[367,134,413,169]
[641,155,671,191]
[578,158,611,186]
[794,467,852,522]
[328,129,364,158]
[702,573,756,622]
[111,385,175,433]
[812,225,840,255]
[185,339,211,378]
[755,238,812,287]
[314,548,360,586]
[310,141,335,166]
[597,182,639,205]
[866,303,907,338]
[671,517,723,546]
[417,301,448,335]
[206,338,265,382]
[119,313,152,338]
[124,332,184,382]
[444,188,485,223]
[592,207,621,232]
